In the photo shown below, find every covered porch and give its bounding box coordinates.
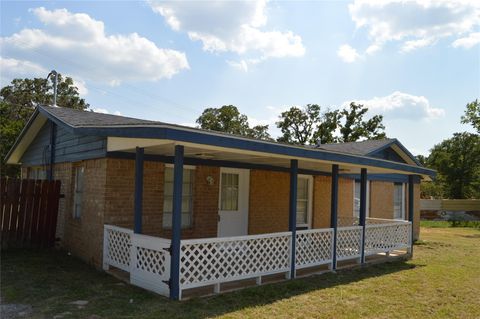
[102,136,427,300]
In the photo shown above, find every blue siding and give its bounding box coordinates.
[370,147,407,164]
[20,121,107,165]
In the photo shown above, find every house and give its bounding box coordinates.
[5,105,435,300]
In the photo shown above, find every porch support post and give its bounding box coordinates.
[408,175,415,256]
[170,144,184,300]
[134,147,144,234]
[330,164,339,270]
[359,168,367,264]
[288,159,298,279]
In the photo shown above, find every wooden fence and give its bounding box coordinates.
[420,199,480,211]
[1,178,61,249]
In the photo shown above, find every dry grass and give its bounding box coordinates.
[2,226,480,319]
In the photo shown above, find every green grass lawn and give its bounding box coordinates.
[2,226,480,319]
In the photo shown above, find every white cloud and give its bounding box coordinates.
[337,44,361,63]
[452,32,480,49]
[348,91,445,121]
[0,57,47,79]
[1,7,189,85]
[149,0,305,69]
[349,0,480,53]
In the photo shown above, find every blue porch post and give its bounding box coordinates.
[288,159,298,279]
[408,175,415,256]
[359,168,367,264]
[134,147,144,234]
[330,164,339,270]
[170,145,184,300]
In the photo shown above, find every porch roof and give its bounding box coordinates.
[6,106,435,179]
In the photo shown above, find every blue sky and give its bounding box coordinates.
[1,1,479,155]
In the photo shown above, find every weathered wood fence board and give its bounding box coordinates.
[420,199,480,211]
[0,178,61,249]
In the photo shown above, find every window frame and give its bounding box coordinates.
[353,180,370,218]
[73,166,84,219]
[393,182,406,220]
[162,164,195,229]
[296,174,313,229]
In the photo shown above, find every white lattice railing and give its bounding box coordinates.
[336,226,363,261]
[365,221,411,256]
[103,225,133,272]
[296,228,334,269]
[179,232,292,290]
[130,233,171,297]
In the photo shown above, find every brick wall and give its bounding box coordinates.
[63,159,106,266]
[312,176,354,228]
[104,158,219,239]
[370,181,394,219]
[248,170,290,234]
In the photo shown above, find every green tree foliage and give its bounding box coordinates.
[276,102,386,145]
[461,99,480,134]
[1,75,89,177]
[276,104,321,145]
[426,132,480,199]
[196,105,272,140]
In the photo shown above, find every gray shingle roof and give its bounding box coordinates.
[42,106,394,157]
[318,139,395,156]
[42,106,163,127]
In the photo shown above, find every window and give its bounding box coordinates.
[296,176,312,227]
[73,167,84,219]
[163,166,194,229]
[353,181,370,218]
[220,173,239,211]
[393,183,405,219]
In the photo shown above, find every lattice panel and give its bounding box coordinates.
[296,230,333,268]
[106,227,132,270]
[336,227,363,260]
[180,233,291,288]
[365,223,410,256]
[136,247,167,276]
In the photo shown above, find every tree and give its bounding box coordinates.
[276,104,321,145]
[339,102,386,142]
[426,132,480,199]
[196,105,272,140]
[461,99,480,133]
[1,75,89,177]
[276,102,386,145]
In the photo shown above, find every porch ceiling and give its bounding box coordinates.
[107,137,428,177]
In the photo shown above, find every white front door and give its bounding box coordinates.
[217,168,249,237]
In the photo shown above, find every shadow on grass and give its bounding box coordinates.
[1,249,423,319]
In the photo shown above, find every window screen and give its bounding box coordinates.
[163,167,194,228]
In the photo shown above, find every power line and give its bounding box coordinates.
[2,39,199,121]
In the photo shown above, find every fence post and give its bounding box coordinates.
[103,227,110,271]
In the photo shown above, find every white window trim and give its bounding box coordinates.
[353,180,370,218]
[393,183,406,220]
[297,174,313,229]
